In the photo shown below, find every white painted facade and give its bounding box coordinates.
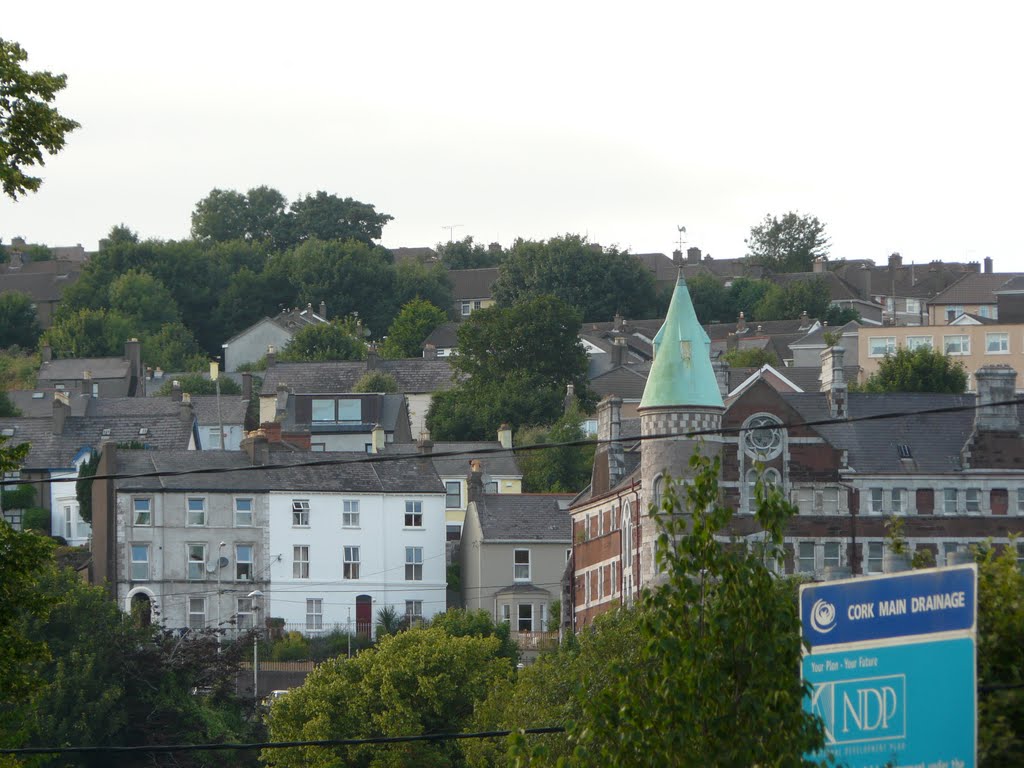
[266,489,446,634]
[48,451,93,546]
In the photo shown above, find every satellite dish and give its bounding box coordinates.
[205,561,218,574]
[218,556,230,569]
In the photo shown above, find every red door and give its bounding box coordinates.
[356,595,372,637]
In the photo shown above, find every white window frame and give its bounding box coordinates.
[822,487,840,515]
[1017,488,1024,515]
[234,497,253,527]
[866,542,884,574]
[342,499,360,528]
[986,332,1009,354]
[461,301,472,317]
[797,541,815,573]
[943,335,970,355]
[946,305,964,322]
[517,603,533,632]
[187,543,206,581]
[236,597,254,629]
[405,600,423,625]
[869,488,884,515]
[891,488,904,515]
[906,335,933,351]
[868,337,896,357]
[404,500,423,528]
[133,497,152,526]
[906,298,921,314]
[186,497,206,527]
[343,546,360,579]
[943,488,958,515]
[514,548,531,582]
[130,544,150,581]
[965,488,981,514]
[823,541,841,568]
[292,499,310,527]
[501,603,511,623]
[236,544,254,581]
[306,598,323,631]
[405,546,423,581]
[445,481,462,509]
[293,545,309,579]
[188,597,207,630]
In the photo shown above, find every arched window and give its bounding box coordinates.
[747,468,782,512]
[742,414,784,461]
[651,475,664,512]
[621,501,633,569]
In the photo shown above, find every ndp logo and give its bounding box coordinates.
[810,599,837,634]
[810,674,906,746]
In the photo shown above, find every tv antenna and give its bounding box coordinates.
[442,224,463,243]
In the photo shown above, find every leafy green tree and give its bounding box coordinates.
[101,223,139,247]
[561,455,825,766]
[143,321,208,372]
[0,38,79,199]
[43,308,136,358]
[287,191,393,246]
[493,234,659,322]
[437,236,503,269]
[75,451,98,525]
[0,349,39,389]
[382,298,448,359]
[191,185,291,247]
[860,346,968,394]
[824,304,861,325]
[0,291,41,348]
[264,626,512,768]
[729,276,772,318]
[215,265,292,341]
[721,346,777,368]
[156,373,241,396]
[393,260,454,318]
[429,609,519,665]
[686,273,734,324]
[353,371,398,393]
[279,320,366,362]
[515,403,595,493]
[108,269,181,334]
[745,211,830,273]
[0,390,18,417]
[753,278,831,321]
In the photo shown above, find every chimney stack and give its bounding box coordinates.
[672,249,683,266]
[712,359,730,397]
[180,392,194,423]
[497,423,512,450]
[41,344,52,363]
[812,257,827,273]
[564,383,576,413]
[974,366,1018,432]
[241,430,270,465]
[888,252,902,270]
[319,300,327,319]
[820,345,847,419]
[687,246,701,264]
[242,372,253,401]
[984,257,993,274]
[736,311,747,334]
[366,344,380,370]
[170,380,182,402]
[467,459,485,504]
[594,396,625,493]
[265,345,277,368]
[610,335,627,367]
[423,343,437,359]
[52,391,70,435]
[371,423,385,454]
[417,431,434,455]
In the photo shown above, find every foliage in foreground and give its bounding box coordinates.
[858,345,968,394]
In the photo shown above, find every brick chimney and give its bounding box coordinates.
[41,344,52,363]
[423,343,437,359]
[497,423,512,450]
[563,383,576,413]
[974,365,1018,432]
[180,392,194,423]
[52,391,70,435]
[467,459,485,504]
[83,370,94,397]
[687,246,701,264]
[124,338,142,390]
[820,345,847,419]
[170,380,183,402]
[366,344,380,370]
[610,336,626,367]
[241,430,270,465]
[417,431,434,455]
[319,300,328,319]
[260,421,283,443]
[265,345,277,368]
[812,257,827,273]
[242,372,253,401]
[888,252,902,270]
[736,312,747,334]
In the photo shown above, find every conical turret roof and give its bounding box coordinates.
[640,270,723,410]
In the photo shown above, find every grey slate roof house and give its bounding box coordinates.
[223,303,330,372]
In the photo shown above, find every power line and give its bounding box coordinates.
[7,396,1019,489]
[0,726,567,756]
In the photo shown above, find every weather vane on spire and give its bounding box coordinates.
[676,224,687,252]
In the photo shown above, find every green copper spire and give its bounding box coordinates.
[640,270,724,410]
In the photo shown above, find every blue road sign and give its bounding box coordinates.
[803,637,975,768]
[801,565,976,649]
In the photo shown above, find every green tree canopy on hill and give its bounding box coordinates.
[859,346,968,394]
[437,236,504,269]
[0,291,41,349]
[515,402,595,493]
[381,298,448,359]
[745,211,830,273]
[279,319,367,362]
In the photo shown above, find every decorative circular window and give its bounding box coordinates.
[742,415,784,461]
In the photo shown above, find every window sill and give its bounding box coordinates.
[403,526,425,531]
[292,524,311,529]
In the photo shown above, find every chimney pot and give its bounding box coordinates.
[497,423,512,449]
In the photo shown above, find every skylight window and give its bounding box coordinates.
[102,428,111,437]
[897,444,912,459]
[138,427,149,436]
[1,428,15,437]
[32,392,44,399]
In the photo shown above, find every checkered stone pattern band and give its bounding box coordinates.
[641,409,723,438]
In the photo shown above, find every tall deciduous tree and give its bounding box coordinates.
[745,211,830,273]
[279,320,366,362]
[287,191,393,245]
[0,38,79,199]
[753,277,831,321]
[515,403,595,493]
[43,308,135,358]
[437,236,503,269]
[381,298,448,359]
[859,346,968,394]
[0,291,42,348]
[108,269,181,334]
[191,186,290,246]
[493,234,659,322]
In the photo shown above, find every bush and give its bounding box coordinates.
[271,631,310,661]
[1,483,36,510]
[306,630,373,661]
[22,507,50,534]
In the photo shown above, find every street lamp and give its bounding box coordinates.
[217,541,226,634]
[248,590,263,701]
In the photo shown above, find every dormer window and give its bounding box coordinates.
[138,427,149,436]
[679,340,692,363]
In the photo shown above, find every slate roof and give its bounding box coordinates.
[114,450,443,495]
[389,246,439,265]
[778,365,860,393]
[995,276,1024,294]
[0,270,79,302]
[632,252,678,283]
[780,391,978,474]
[475,493,574,541]
[930,273,1020,305]
[768,271,861,301]
[589,365,649,399]
[177,395,249,425]
[7,390,90,417]
[423,322,459,349]
[38,357,130,381]
[448,268,499,300]
[702,317,817,340]
[260,359,457,395]
[789,321,861,348]
[383,441,522,479]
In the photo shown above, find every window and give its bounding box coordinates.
[311,399,335,422]
[822,488,840,515]
[986,332,1009,354]
[946,305,964,322]
[540,602,548,631]
[868,337,896,357]
[484,481,498,494]
[234,498,253,527]
[651,475,664,512]
[742,415,784,460]
[869,488,884,515]
[343,546,360,579]
[944,542,961,566]
[186,498,206,526]
[342,499,360,527]
[824,542,841,568]
[292,500,310,527]
[305,598,323,631]
[906,335,932,351]
[335,399,360,423]
[906,298,921,314]
[130,544,150,581]
[867,542,884,573]
[63,503,73,539]
[445,481,461,509]
[405,600,423,625]
[797,542,815,573]
[891,489,904,514]
[746,468,760,513]
[1016,541,1024,567]
[187,544,206,581]
[514,549,531,581]
[885,297,894,313]
[501,603,510,623]
[236,544,253,580]
[980,305,998,320]
[517,603,533,632]
[622,502,633,568]
[188,597,206,630]
[944,335,970,355]
[1018,488,1024,514]
[236,597,254,629]
[293,545,309,579]
[461,301,472,316]
[943,488,958,514]
[405,547,423,580]
[404,501,423,527]
[966,488,981,513]
[133,497,151,526]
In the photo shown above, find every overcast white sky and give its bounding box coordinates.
[3,1,1024,268]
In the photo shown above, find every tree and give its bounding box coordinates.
[279,320,366,362]
[562,455,826,766]
[191,185,290,247]
[100,223,139,248]
[515,403,595,493]
[686,273,734,324]
[824,304,861,325]
[143,321,207,372]
[753,278,831,321]
[264,626,513,768]
[43,308,136,358]
[0,38,79,199]
[353,370,398,393]
[722,346,777,368]
[393,260,454,318]
[860,346,968,394]
[108,269,181,334]
[745,211,830,273]
[0,390,18,416]
[381,298,448,359]
[493,235,660,322]
[437,237,503,269]
[0,291,41,348]
[287,191,393,245]
[156,373,241,396]
[429,609,519,665]
[75,450,99,524]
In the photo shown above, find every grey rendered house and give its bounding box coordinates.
[461,469,572,646]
